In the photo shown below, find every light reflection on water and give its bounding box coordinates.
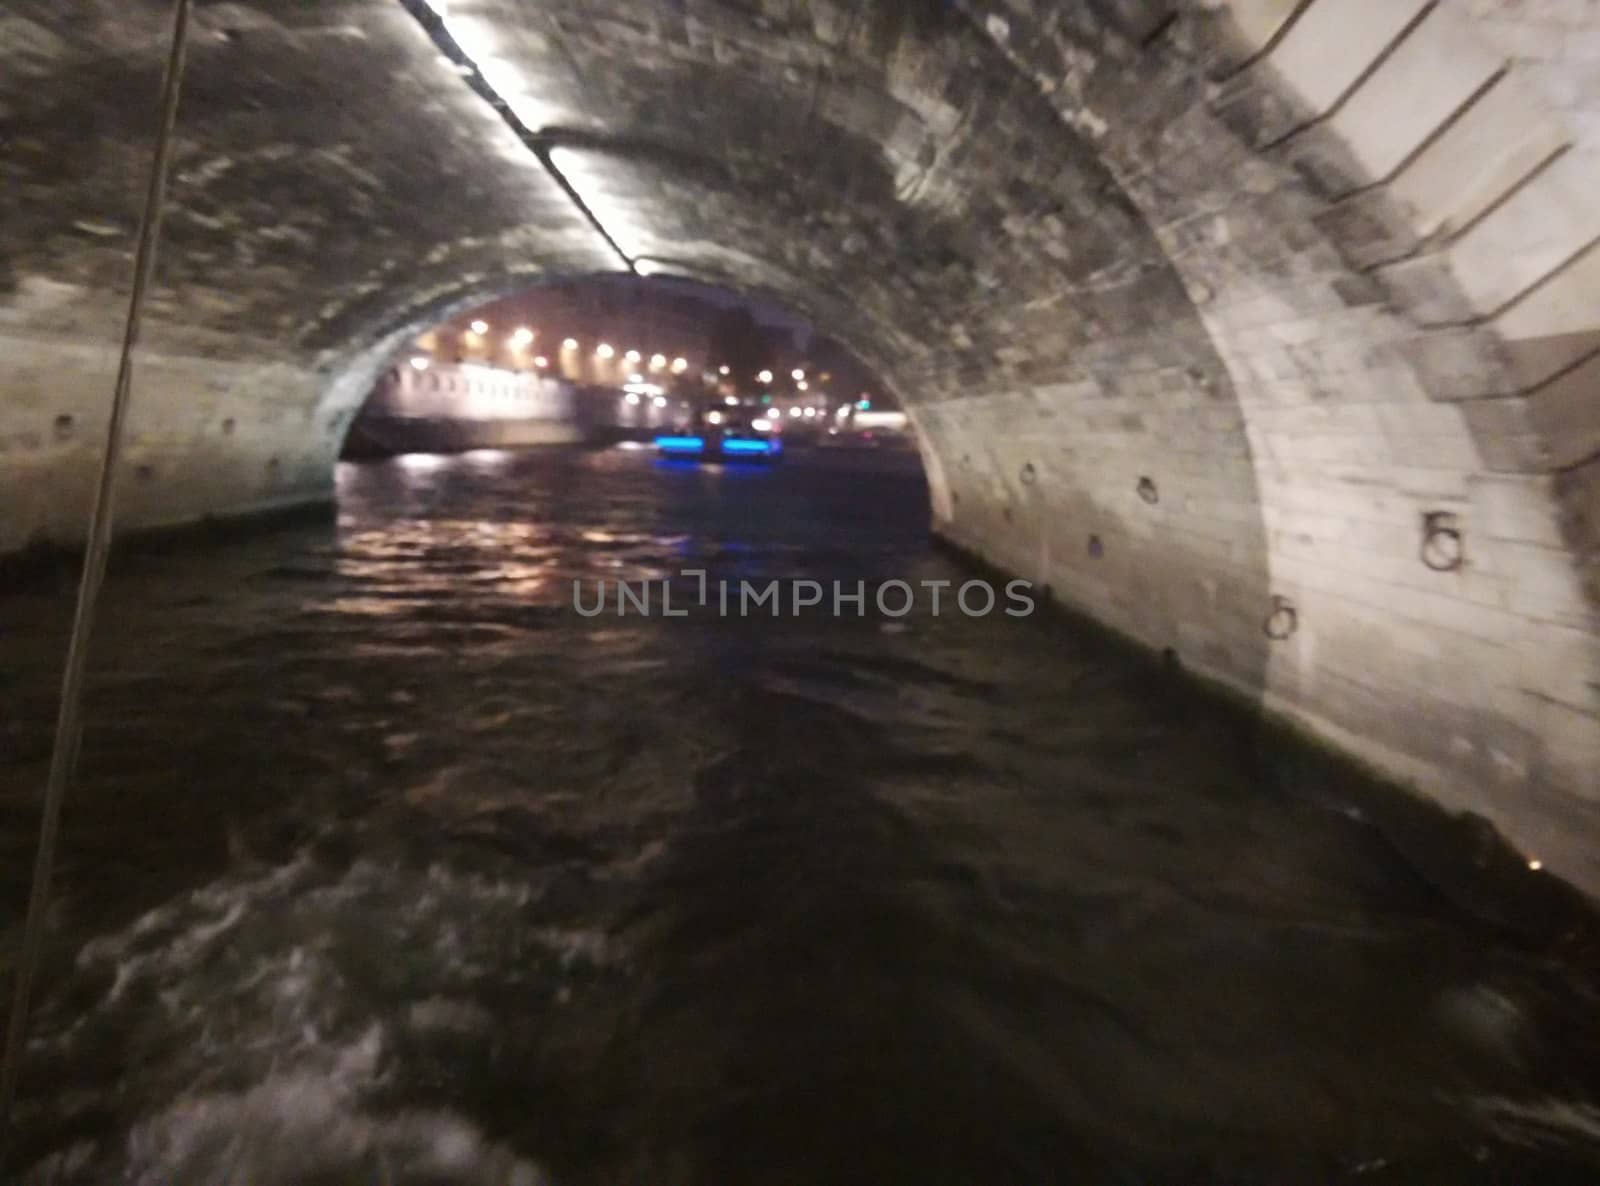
[0,447,1597,1185]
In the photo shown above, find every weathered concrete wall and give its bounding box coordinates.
[0,314,333,552]
[1,0,1597,889]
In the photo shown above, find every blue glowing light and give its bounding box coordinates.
[720,438,776,454]
[655,435,706,452]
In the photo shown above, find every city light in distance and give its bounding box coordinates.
[409,356,430,370]
[724,395,739,406]
[796,381,808,391]
[671,357,688,373]
[511,327,534,346]
[650,353,667,370]
[718,365,730,375]
[856,398,872,410]
[629,373,645,384]
[624,392,641,406]
[597,343,615,359]
[626,349,642,363]
[758,370,773,384]
[563,338,579,350]
[788,406,802,418]
[470,320,489,335]
[707,411,724,425]
[792,369,805,381]
[397,452,448,471]
[534,356,548,368]
[652,395,668,408]
[803,407,816,418]
[752,418,773,431]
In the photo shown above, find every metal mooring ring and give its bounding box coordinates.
[1137,476,1159,505]
[1263,595,1298,642]
[1421,512,1464,572]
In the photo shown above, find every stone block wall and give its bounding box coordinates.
[959,0,1600,888]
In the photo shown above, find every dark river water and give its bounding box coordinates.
[2,444,1599,1185]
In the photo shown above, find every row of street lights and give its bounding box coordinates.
[457,321,694,373]
[437,321,841,392]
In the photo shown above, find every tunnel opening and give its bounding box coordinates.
[326,272,936,610]
[335,272,912,465]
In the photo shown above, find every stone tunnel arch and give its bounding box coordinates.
[315,245,1272,711]
[315,267,941,472]
[0,0,1596,891]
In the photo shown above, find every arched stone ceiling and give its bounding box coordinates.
[1,0,1597,892]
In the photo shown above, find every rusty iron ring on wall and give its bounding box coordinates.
[1264,595,1298,642]
[1421,512,1464,573]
